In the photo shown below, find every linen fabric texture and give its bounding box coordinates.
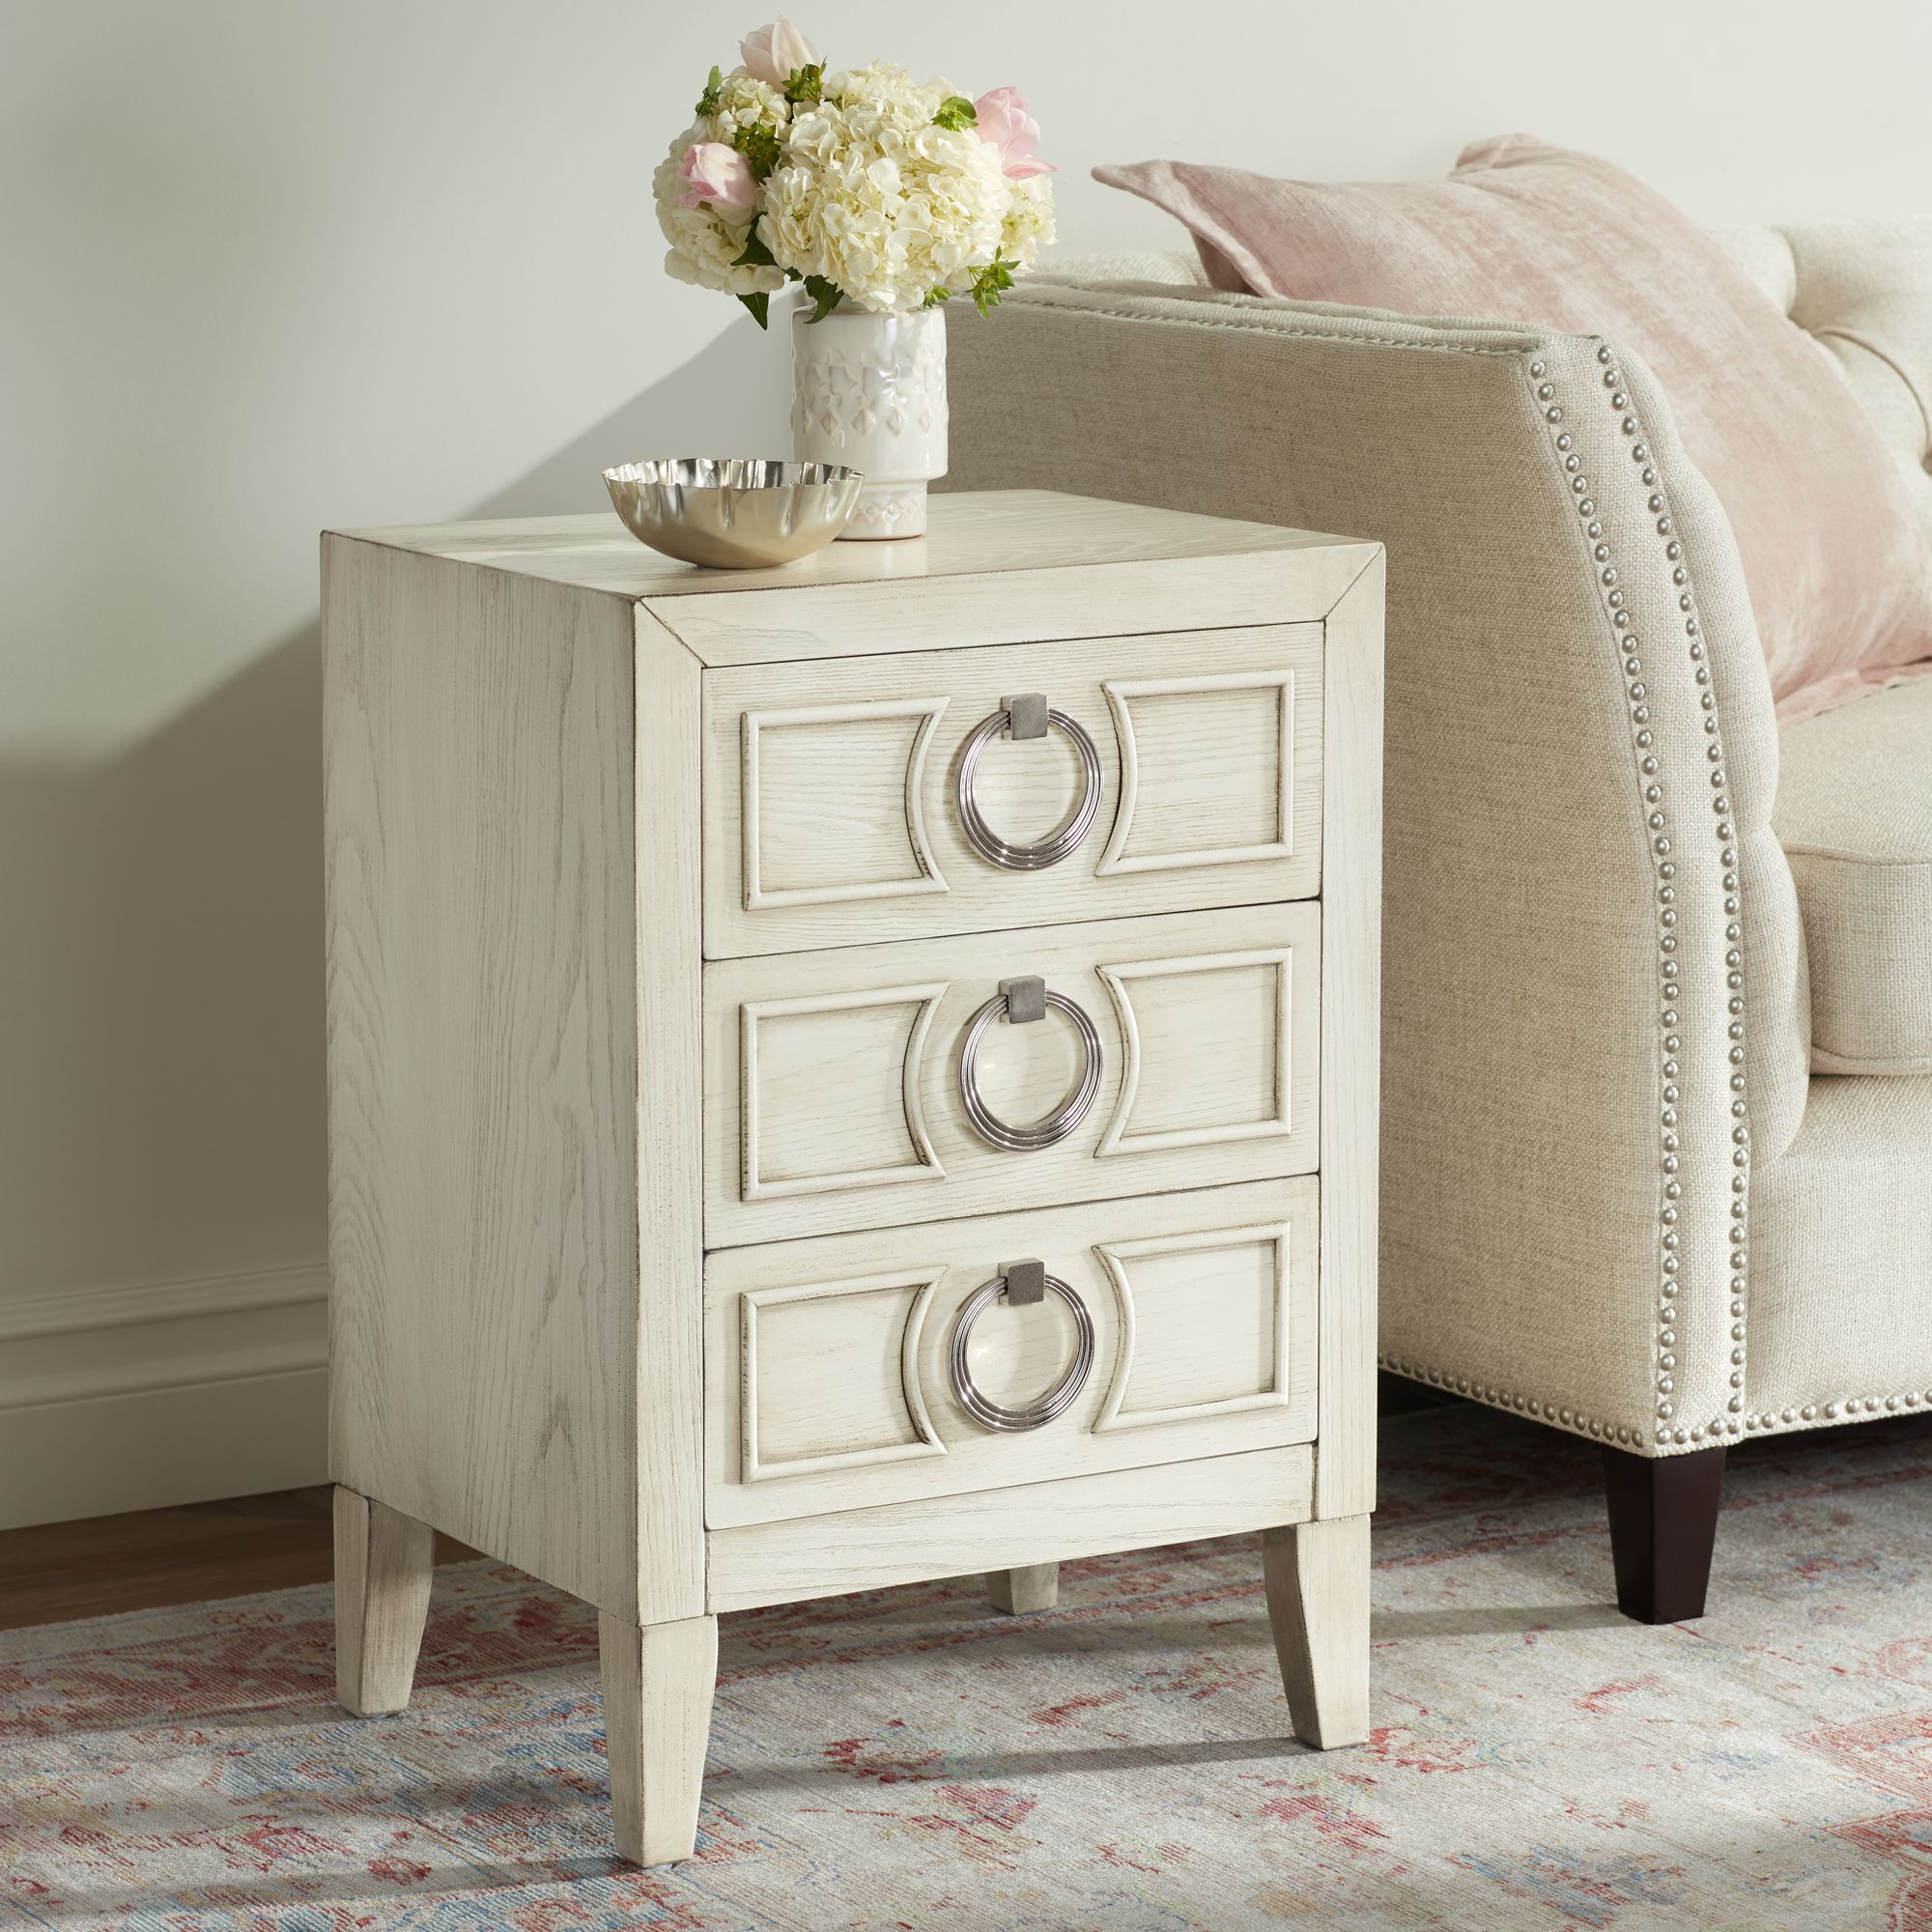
[1774,679,1932,1075]
[1095,141,1932,723]
[947,211,1932,1445]
[947,277,1810,1449]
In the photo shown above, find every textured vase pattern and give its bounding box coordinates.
[792,305,948,539]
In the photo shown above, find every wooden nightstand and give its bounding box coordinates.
[322,490,1383,1865]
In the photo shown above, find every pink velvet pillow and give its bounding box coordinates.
[1096,137,1932,719]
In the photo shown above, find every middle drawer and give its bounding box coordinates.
[703,902,1319,1247]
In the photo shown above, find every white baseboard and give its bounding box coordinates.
[0,1263,329,1530]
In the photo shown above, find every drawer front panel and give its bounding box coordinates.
[703,1177,1318,1527]
[702,624,1322,958]
[704,904,1319,1247]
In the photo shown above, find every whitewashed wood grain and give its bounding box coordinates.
[703,1176,1317,1526]
[332,1485,434,1717]
[652,548,1375,668]
[599,1612,718,1866]
[706,1442,1316,1612]
[988,1564,1059,1614]
[343,491,1334,591]
[323,492,1383,1846]
[703,903,1319,1246]
[323,536,703,1625]
[1092,1220,1296,1433]
[735,1266,945,1484]
[631,611,709,1624]
[1263,1514,1371,1747]
[702,625,1322,956]
[1314,551,1384,1520]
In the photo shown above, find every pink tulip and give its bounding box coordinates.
[740,17,818,88]
[678,140,758,212]
[973,86,1055,179]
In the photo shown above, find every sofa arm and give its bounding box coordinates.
[948,283,1808,1454]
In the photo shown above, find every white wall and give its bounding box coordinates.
[3,0,1925,1526]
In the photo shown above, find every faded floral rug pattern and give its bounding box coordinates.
[7,1404,1932,1930]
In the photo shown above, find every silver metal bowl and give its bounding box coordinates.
[603,457,862,568]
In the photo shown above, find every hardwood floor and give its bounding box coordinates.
[0,1486,476,1633]
[0,1379,1450,1634]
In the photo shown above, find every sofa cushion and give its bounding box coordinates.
[1775,680,1932,1073]
[1095,139,1932,722]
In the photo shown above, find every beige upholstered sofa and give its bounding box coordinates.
[946,222,1932,1622]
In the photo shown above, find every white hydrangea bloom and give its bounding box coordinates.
[761,63,1009,313]
[703,71,789,145]
[1000,174,1057,270]
[653,128,785,298]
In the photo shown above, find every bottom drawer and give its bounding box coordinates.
[703,1177,1317,1528]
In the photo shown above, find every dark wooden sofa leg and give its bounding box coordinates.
[1602,1444,1726,1624]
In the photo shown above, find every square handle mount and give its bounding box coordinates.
[1001,1258,1046,1306]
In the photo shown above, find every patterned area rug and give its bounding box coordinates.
[7,1403,1932,1931]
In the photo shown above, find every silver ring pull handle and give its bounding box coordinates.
[957,976,1103,1151]
[949,1260,1095,1433]
[954,693,1103,871]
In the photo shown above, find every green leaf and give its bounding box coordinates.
[922,286,952,308]
[931,95,978,131]
[732,121,782,183]
[969,248,1017,317]
[737,291,771,329]
[802,274,843,323]
[696,64,723,119]
[783,62,823,106]
[731,230,777,270]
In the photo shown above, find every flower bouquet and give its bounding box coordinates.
[655,18,1056,537]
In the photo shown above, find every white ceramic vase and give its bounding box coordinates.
[790,303,947,540]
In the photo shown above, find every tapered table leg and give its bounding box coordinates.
[600,1610,718,1866]
[1263,1515,1370,1748]
[988,1563,1059,1614]
[333,1486,435,1716]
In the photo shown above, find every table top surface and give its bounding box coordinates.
[330,489,1370,604]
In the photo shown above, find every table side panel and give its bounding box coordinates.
[323,536,679,1622]
[1316,551,1385,1519]
[632,611,709,1619]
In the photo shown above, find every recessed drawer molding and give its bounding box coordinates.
[703,625,1323,958]
[1095,1223,1294,1432]
[739,982,949,1200]
[741,697,950,911]
[738,1270,945,1482]
[1098,949,1294,1155]
[1096,669,1296,875]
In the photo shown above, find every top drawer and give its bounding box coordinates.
[701,623,1322,958]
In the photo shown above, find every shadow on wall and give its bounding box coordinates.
[471,323,790,519]
[0,634,327,1291]
[0,322,782,1296]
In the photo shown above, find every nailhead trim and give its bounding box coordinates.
[1371,347,1762,1458]
[1741,1393,1927,1431]
[1547,344,1749,1451]
[1381,1353,1929,1448]
[1378,1353,1649,1445]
